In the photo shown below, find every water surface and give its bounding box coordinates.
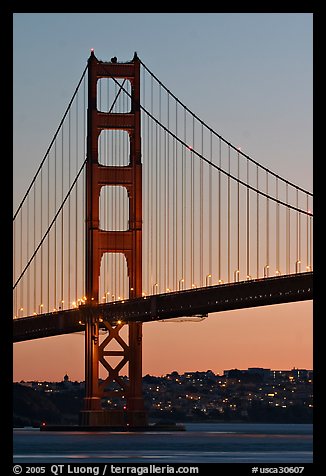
[13,423,312,463]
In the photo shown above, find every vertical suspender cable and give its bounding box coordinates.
[120,90,123,298]
[306,194,309,271]
[172,101,176,290]
[256,165,259,279]
[123,88,127,298]
[40,166,43,310]
[68,109,71,307]
[286,184,290,275]
[82,75,86,299]
[13,220,15,315]
[99,80,103,300]
[191,116,195,287]
[144,76,147,293]
[200,123,203,287]
[163,126,167,292]
[19,204,24,309]
[209,133,213,281]
[158,84,162,292]
[182,109,186,286]
[106,82,110,298]
[246,158,250,278]
[116,92,125,300]
[110,83,114,297]
[33,183,36,313]
[172,104,175,290]
[118,83,122,298]
[298,191,301,272]
[114,82,117,298]
[218,138,221,282]
[54,140,57,309]
[171,100,174,290]
[190,121,193,288]
[175,100,178,290]
[309,209,312,271]
[111,125,114,298]
[115,81,119,298]
[111,153,114,298]
[47,150,50,311]
[276,177,279,274]
[13,218,16,316]
[142,65,145,295]
[155,108,159,288]
[116,81,119,298]
[150,76,154,291]
[181,109,185,284]
[111,83,114,298]
[237,149,240,280]
[61,128,64,308]
[166,95,170,290]
[27,195,30,315]
[266,171,269,277]
[208,132,214,282]
[144,73,150,290]
[296,188,298,271]
[75,89,79,304]
[146,76,150,294]
[296,188,300,272]
[122,85,125,297]
[227,146,230,283]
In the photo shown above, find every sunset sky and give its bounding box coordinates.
[13,13,313,381]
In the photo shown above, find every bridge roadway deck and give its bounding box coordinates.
[13,272,313,342]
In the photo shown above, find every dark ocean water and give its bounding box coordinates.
[13,423,312,463]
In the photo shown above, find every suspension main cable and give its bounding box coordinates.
[138,58,312,197]
[107,72,312,216]
[13,160,87,289]
[14,64,88,220]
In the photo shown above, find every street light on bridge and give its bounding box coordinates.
[152,283,159,294]
[205,274,212,286]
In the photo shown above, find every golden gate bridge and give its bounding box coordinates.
[13,51,313,428]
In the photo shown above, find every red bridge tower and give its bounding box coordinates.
[80,51,146,427]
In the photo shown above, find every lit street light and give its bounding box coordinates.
[152,283,158,295]
[295,260,301,273]
[205,274,212,286]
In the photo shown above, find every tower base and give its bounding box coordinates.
[79,409,124,427]
[40,421,186,432]
[79,409,148,428]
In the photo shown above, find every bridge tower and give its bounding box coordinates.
[80,51,147,427]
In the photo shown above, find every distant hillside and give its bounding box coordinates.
[13,371,313,427]
[13,384,81,427]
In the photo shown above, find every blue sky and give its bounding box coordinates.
[13,13,312,209]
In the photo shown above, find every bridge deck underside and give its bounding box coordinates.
[13,272,313,343]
